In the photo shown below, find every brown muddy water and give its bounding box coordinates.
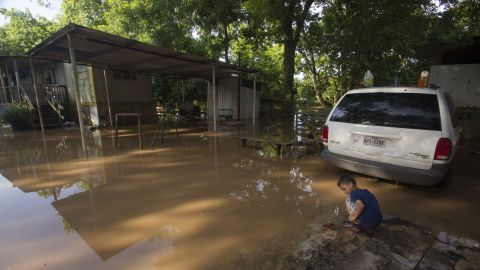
[0,124,479,270]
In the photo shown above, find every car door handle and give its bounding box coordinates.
[349,131,402,140]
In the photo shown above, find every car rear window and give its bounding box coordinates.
[330,92,441,130]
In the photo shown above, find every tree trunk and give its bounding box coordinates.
[223,22,229,63]
[280,0,314,114]
[302,49,332,108]
[282,0,296,115]
[283,37,296,113]
[311,74,331,107]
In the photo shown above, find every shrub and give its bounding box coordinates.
[2,103,34,130]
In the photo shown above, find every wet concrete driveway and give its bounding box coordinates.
[0,125,479,269]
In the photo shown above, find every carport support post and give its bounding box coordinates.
[0,67,7,103]
[252,73,257,129]
[212,65,217,132]
[103,68,113,129]
[29,58,45,134]
[5,64,13,103]
[13,60,21,103]
[67,33,87,153]
[182,80,185,105]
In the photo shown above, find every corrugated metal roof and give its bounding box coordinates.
[26,24,256,79]
[0,56,56,71]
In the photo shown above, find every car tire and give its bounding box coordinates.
[436,168,453,188]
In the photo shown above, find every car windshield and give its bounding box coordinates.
[330,92,441,131]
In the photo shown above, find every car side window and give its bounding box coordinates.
[444,92,459,127]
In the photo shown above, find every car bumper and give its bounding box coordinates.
[321,149,450,186]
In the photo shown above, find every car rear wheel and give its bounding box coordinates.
[436,168,453,187]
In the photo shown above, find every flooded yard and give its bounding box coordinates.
[0,124,479,269]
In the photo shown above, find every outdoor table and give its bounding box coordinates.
[235,136,296,156]
[114,113,143,149]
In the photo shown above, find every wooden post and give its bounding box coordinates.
[137,114,143,150]
[212,65,217,132]
[30,58,45,133]
[103,68,113,129]
[237,52,242,120]
[0,67,7,103]
[114,114,119,148]
[5,64,13,103]
[182,80,185,105]
[207,81,210,121]
[13,59,21,103]
[67,33,87,153]
[253,73,257,128]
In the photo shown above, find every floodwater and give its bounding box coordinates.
[0,123,479,269]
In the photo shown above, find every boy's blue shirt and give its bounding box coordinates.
[350,189,383,230]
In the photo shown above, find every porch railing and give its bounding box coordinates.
[19,83,34,110]
[44,84,68,121]
[0,84,34,110]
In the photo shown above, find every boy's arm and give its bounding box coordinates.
[348,200,365,222]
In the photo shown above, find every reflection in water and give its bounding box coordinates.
[231,157,319,215]
[1,126,327,269]
[290,167,315,194]
[55,136,71,155]
[0,125,479,269]
[0,128,108,202]
[61,218,75,234]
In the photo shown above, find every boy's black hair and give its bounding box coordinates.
[337,174,357,186]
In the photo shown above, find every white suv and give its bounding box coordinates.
[321,87,460,186]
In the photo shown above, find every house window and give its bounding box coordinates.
[113,70,122,80]
[113,70,137,80]
[41,68,58,84]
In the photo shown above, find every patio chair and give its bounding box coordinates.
[150,108,179,146]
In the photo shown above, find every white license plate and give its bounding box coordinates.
[363,136,385,147]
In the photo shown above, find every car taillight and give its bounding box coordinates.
[322,125,329,143]
[434,138,452,160]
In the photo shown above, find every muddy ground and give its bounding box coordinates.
[223,215,480,270]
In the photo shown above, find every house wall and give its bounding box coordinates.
[63,63,76,104]
[91,68,155,125]
[19,77,38,105]
[429,64,480,108]
[239,84,260,120]
[207,77,260,121]
[217,77,237,119]
[92,68,153,103]
[63,63,97,124]
[429,64,480,141]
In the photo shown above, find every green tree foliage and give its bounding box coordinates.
[188,0,244,62]
[243,0,315,109]
[298,20,333,106]
[59,0,107,27]
[152,78,207,111]
[430,0,480,44]
[60,0,202,52]
[323,0,435,96]
[233,33,284,99]
[0,8,57,55]
[2,0,479,108]
[442,0,480,37]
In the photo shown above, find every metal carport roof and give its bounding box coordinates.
[27,23,256,79]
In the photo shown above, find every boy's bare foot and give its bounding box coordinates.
[342,221,362,233]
